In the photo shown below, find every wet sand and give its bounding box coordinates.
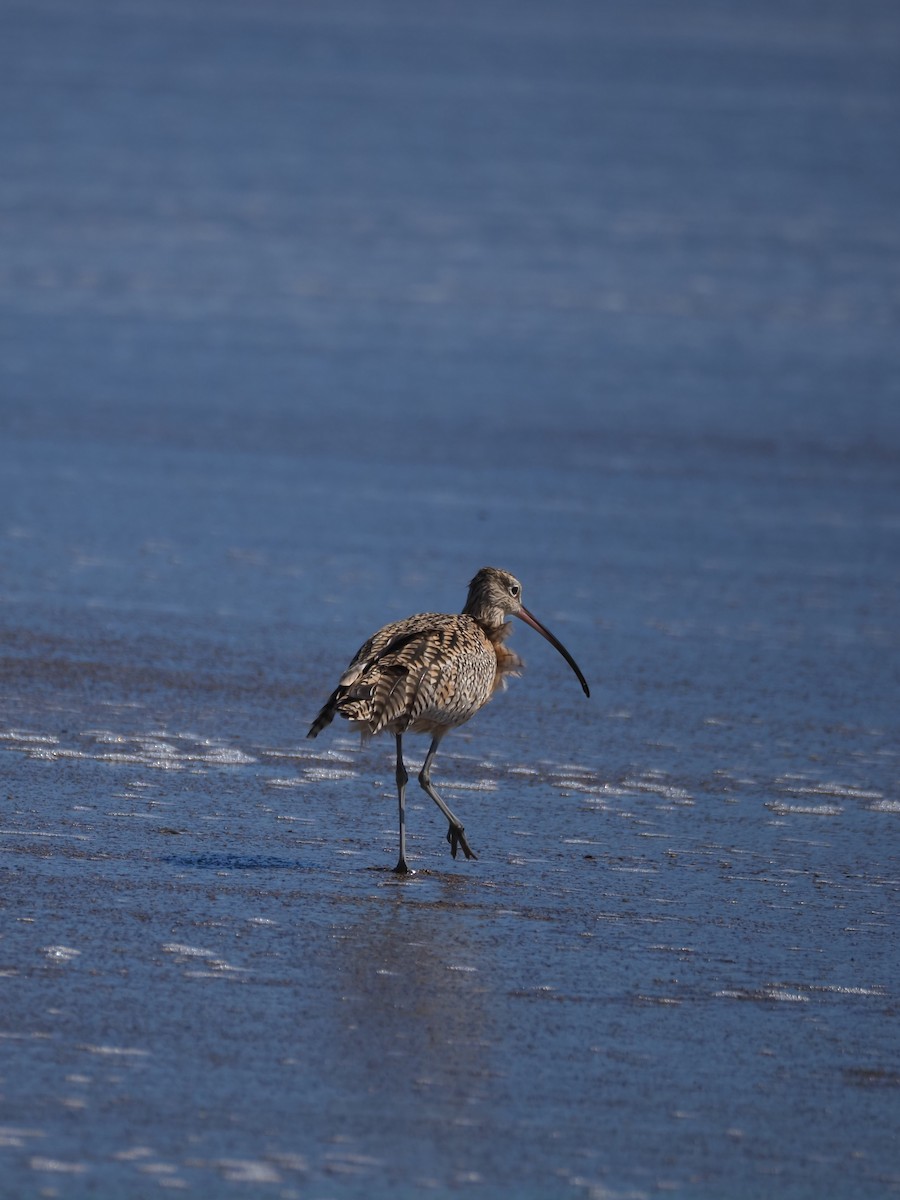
[1,1,899,1197]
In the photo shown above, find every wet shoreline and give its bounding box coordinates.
[2,0,898,1195]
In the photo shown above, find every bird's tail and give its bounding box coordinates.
[307,688,341,738]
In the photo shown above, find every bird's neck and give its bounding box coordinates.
[476,617,512,646]
[463,595,507,631]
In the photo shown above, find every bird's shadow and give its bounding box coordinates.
[160,853,315,872]
[364,864,484,891]
[159,855,483,883]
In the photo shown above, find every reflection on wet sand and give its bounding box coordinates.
[324,888,495,1186]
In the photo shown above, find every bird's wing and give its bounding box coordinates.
[336,614,493,734]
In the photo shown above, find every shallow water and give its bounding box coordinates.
[1,1,899,1197]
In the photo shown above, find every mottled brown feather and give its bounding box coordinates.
[327,612,500,737]
[307,566,588,749]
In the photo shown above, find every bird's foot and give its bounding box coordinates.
[447,823,478,861]
[393,857,411,875]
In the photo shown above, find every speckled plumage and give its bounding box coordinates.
[308,612,521,739]
[308,567,589,873]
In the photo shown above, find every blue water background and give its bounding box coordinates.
[1,1,898,1197]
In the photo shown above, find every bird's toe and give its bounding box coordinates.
[447,823,477,862]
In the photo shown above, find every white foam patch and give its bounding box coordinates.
[161,943,245,975]
[869,799,900,813]
[79,1044,149,1057]
[0,1126,44,1147]
[556,779,609,793]
[202,746,256,765]
[0,730,59,744]
[163,943,214,958]
[443,780,497,791]
[622,778,692,800]
[113,1146,155,1161]
[41,946,80,962]
[322,1152,384,1174]
[766,802,842,816]
[3,726,258,771]
[715,988,808,1003]
[264,747,355,765]
[0,829,89,840]
[777,777,882,800]
[303,767,356,781]
[809,984,886,996]
[29,1157,88,1174]
[96,750,183,769]
[217,1160,282,1183]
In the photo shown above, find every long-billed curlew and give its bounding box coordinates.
[307,566,590,873]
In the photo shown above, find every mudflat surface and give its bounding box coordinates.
[1,1,898,1197]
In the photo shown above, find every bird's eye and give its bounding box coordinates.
[508,584,520,598]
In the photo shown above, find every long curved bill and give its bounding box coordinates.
[516,605,590,698]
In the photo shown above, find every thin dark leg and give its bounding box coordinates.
[417,735,477,861]
[394,734,409,874]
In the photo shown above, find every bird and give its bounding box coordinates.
[307,566,590,873]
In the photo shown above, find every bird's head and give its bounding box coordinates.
[464,566,525,627]
[464,566,590,698]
